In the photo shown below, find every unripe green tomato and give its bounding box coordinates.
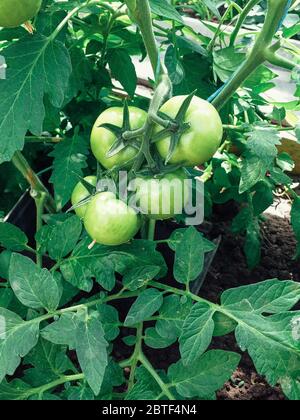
[71,176,97,219]
[90,107,147,170]
[0,0,42,28]
[134,169,189,220]
[84,192,140,246]
[155,96,223,167]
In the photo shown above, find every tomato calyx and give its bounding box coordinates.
[99,101,141,159]
[151,90,197,164]
[68,174,98,214]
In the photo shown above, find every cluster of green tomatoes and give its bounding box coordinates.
[72,96,223,246]
[0,1,223,247]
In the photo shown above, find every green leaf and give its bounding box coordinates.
[217,280,300,385]
[9,254,60,312]
[144,327,177,349]
[149,0,183,23]
[97,304,120,342]
[168,350,241,398]
[174,227,205,285]
[244,219,261,269]
[239,128,281,194]
[108,49,137,97]
[213,312,237,337]
[0,288,14,309]
[99,360,125,398]
[24,339,74,387]
[0,379,31,401]
[75,315,108,396]
[0,35,71,163]
[36,215,82,261]
[0,223,28,251]
[123,265,160,291]
[156,295,193,341]
[125,366,162,400]
[291,196,300,258]
[49,133,89,209]
[252,182,274,216]
[221,279,300,314]
[246,128,281,159]
[165,45,185,85]
[179,302,215,365]
[66,383,95,401]
[60,238,166,292]
[280,377,300,400]
[93,260,116,292]
[232,310,300,385]
[0,308,40,382]
[124,288,163,327]
[0,250,12,280]
[239,154,269,194]
[41,313,78,349]
[168,228,215,253]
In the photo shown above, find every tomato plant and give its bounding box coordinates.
[0,0,42,28]
[0,0,300,403]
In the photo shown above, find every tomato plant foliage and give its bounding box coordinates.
[0,0,300,401]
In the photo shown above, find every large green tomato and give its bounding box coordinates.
[134,169,189,220]
[84,192,140,246]
[90,107,147,170]
[155,95,223,167]
[0,0,42,28]
[71,176,97,219]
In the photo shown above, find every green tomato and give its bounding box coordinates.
[155,95,223,167]
[84,192,140,246]
[134,169,189,220]
[90,107,147,170]
[0,0,42,28]
[71,176,97,219]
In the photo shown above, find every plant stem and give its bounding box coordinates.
[130,74,172,173]
[127,323,144,391]
[147,219,156,241]
[11,152,56,213]
[264,49,296,70]
[126,0,159,74]
[208,2,242,51]
[25,136,64,144]
[24,290,141,327]
[32,191,46,267]
[139,353,176,400]
[212,0,291,110]
[26,373,84,399]
[230,0,261,46]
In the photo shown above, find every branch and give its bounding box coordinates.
[125,0,159,74]
[212,0,292,110]
[11,152,56,213]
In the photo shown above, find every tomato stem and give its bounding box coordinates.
[11,151,56,213]
[229,0,261,47]
[138,353,176,400]
[147,219,156,241]
[212,0,292,110]
[125,0,159,75]
[32,190,46,268]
